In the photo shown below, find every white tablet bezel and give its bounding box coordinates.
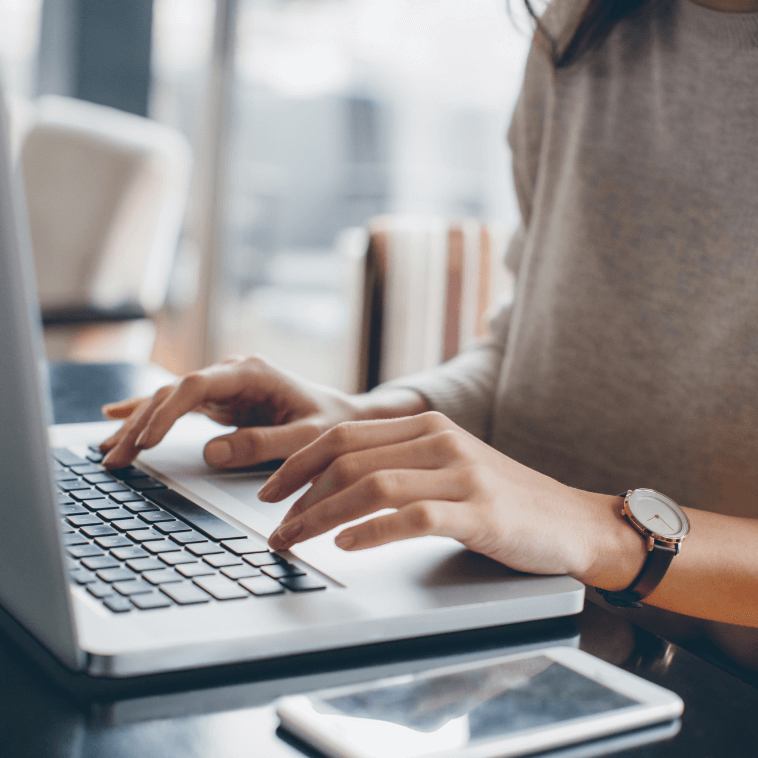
[276,646,684,758]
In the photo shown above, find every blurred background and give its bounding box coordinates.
[0,0,530,393]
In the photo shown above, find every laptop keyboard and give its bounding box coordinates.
[52,447,326,613]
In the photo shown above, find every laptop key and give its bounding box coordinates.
[160,582,212,605]
[84,472,115,484]
[221,536,270,555]
[203,553,242,568]
[155,520,191,534]
[60,525,76,534]
[127,528,164,542]
[70,488,106,501]
[111,518,147,531]
[100,508,135,521]
[81,524,117,538]
[139,509,175,523]
[110,491,147,503]
[221,564,261,580]
[170,530,208,545]
[143,540,182,554]
[186,541,224,556]
[82,555,120,570]
[56,494,75,506]
[104,596,133,613]
[142,568,182,585]
[70,464,102,475]
[69,568,97,584]
[148,489,246,540]
[87,451,105,463]
[130,477,167,491]
[94,534,132,549]
[131,592,172,610]
[63,532,89,546]
[97,567,137,583]
[113,579,153,596]
[193,575,249,600]
[278,576,327,593]
[177,562,216,578]
[96,482,130,494]
[125,500,159,513]
[238,576,285,596]
[127,557,165,572]
[243,553,284,568]
[59,504,89,516]
[52,448,87,466]
[84,498,117,511]
[67,544,104,558]
[67,514,103,527]
[109,465,143,480]
[87,582,115,599]
[159,551,197,565]
[58,480,90,492]
[111,546,149,560]
[262,563,305,579]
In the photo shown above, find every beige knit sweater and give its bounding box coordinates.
[393,0,758,518]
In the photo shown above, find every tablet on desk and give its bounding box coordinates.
[276,646,683,758]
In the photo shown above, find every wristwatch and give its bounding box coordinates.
[595,489,690,608]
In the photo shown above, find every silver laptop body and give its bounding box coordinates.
[0,88,584,679]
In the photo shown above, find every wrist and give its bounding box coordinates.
[349,387,429,422]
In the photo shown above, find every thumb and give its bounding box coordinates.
[203,419,322,468]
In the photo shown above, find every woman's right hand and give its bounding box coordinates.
[98,355,379,470]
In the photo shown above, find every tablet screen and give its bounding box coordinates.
[323,655,639,745]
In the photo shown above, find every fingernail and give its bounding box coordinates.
[269,521,302,550]
[335,532,354,550]
[258,476,279,502]
[205,440,232,467]
[135,429,148,448]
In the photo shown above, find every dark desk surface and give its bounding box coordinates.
[2,362,757,758]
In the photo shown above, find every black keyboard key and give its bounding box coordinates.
[221,564,261,580]
[110,491,146,503]
[139,509,175,523]
[104,596,133,613]
[143,540,182,554]
[58,480,90,492]
[177,562,215,578]
[83,473,115,484]
[243,553,283,568]
[112,518,147,531]
[97,567,137,583]
[131,592,172,610]
[96,482,130,494]
[278,576,327,592]
[56,494,75,506]
[127,557,165,572]
[238,576,285,596]
[67,514,103,527]
[124,500,159,513]
[63,532,89,546]
[87,451,105,463]
[69,568,97,584]
[143,568,182,585]
[113,579,153,596]
[193,575,248,600]
[87,582,114,599]
[60,525,76,534]
[54,471,78,482]
[100,508,135,521]
[159,551,197,565]
[70,464,102,475]
[59,504,89,516]
[52,448,87,466]
[262,562,305,579]
[221,536,270,555]
[170,530,207,545]
[186,541,224,556]
[71,489,106,501]
[111,546,149,560]
[148,489,245,540]
[203,553,242,568]
[127,528,164,542]
[130,477,167,491]
[155,520,191,534]
[109,465,143,480]
[95,535,132,549]
[82,555,120,570]
[160,582,211,605]
[67,544,104,558]
[84,498,117,511]
[81,524,117,538]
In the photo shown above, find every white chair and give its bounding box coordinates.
[17,95,192,361]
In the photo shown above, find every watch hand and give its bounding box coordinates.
[647,514,674,532]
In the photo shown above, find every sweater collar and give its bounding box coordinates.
[677,0,758,49]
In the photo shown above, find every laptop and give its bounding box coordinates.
[0,87,584,681]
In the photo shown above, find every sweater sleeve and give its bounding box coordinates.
[375,30,557,442]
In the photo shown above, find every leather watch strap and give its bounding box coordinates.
[596,543,677,608]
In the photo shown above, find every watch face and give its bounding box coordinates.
[626,489,690,541]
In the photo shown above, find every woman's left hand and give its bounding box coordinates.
[261,412,642,587]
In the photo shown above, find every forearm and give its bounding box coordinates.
[578,493,758,627]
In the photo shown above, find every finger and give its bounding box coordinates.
[268,469,465,550]
[334,500,475,551]
[204,420,322,469]
[259,412,448,502]
[278,435,451,523]
[101,396,148,420]
[99,397,153,451]
[101,387,175,468]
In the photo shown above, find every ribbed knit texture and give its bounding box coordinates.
[388,0,758,517]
